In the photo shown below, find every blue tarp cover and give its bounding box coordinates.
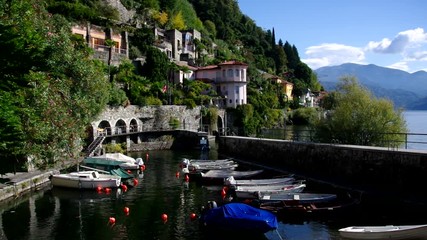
[202,203,278,233]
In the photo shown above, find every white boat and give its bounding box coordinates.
[339,224,427,239]
[180,158,237,171]
[234,183,306,199]
[50,171,121,189]
[224,176,295,188]
[84,153,143,171]
[201,169,264,180]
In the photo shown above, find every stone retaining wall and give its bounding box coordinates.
[219,136,427,201]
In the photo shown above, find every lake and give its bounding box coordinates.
[1,111,427,240]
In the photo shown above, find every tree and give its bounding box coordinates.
[0,0,110,169]
[314,76,407,147]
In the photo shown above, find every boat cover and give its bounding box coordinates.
[201,203,278,233]
[110,168,134,180]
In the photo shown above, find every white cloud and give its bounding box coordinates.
[404,50,427,61]
[387,61,410,72]
[365,28,427,54]
[302,43,365,70]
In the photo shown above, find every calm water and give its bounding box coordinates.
[1,111,427,240]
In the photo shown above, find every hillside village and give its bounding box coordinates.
[70,0,323,109]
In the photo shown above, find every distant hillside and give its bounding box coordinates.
[315,63,427,110]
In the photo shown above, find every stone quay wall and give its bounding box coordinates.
[219,136,427,201]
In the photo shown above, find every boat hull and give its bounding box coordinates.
[339,225,427,239]
[51,171,121,189]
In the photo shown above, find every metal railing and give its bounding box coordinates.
[259,129,427,151]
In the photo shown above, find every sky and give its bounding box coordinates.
[237,0,427,73]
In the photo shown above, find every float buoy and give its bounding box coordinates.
[184,174,189,182]
[124,207,130,215]
[133,178,139,186]
[108,217,116,225]
[121,184,128,192]
[190,213,197,221]
[175,171,180,178]
[161,213,168,223]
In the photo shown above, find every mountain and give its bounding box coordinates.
[315,63,427,110]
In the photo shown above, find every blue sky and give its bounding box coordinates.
[237,0,427,73]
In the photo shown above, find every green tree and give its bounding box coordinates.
[0,0,109,169]
[314,76,407,147]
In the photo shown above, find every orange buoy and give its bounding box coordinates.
[161,213,168,223]
[124,207,130,214]
[96,186,103,192]
[133,178,139,186]
[140,165,146,171]
[190,213,197,221]
[104,187,111,193]
[184,174,189,182]
[121,184,128,192]
[108,217,116,225]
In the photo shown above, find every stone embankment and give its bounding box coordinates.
[219,136,427,204]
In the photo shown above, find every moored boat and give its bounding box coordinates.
[83,153,144,172]
[256,192,337,203]
[338,224,427,239]
[224,176,295,188]
[50,171,121,189]
[234,182,306,199]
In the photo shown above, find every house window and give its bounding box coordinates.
[235,86,239,94]
[235,69,239,77]
[241,69,245,80]
[229,99,232,104]
[222,70,226,77]
[227,69,233,77]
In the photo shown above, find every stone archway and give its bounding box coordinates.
[130,118,138,132]
[97,120,112,136]
[114,119,126,134]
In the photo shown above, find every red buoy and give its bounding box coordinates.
[96,186,102,192]
[133,178,139,186]
[145,153,149,161]
[108,217,116,225]
[161,213,168,223]
[140,165,146,171]
[104,187,111,193]
[184,174,190,182]
[175,171,180,178]
[190,213,197,221]
[121,184,128,192]
[127,170,132,173]
[221,189,227,199]
[124,207,130,214]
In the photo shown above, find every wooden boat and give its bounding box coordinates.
[234,182,306,199]
[256,192,337,203]
[50,171,121,189]
[224,176,295,188]
[200,201,278,234]
[339,224,427,239]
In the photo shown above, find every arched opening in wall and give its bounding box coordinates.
[130,119,138,132]
[217,115,224,136]
[115,119,127,135]
[84,125,95,149]
[98,121,112,136]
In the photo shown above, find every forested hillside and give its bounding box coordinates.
[0,0,322,170]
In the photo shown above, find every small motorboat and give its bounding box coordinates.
[234,182,306,199]
[256,192,337,203]
[339,224,427,239]
[50,171,121,189]
[224,176,295,188]
[200,201,278,234]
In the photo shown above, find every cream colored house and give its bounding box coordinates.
[195,61,248,108]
